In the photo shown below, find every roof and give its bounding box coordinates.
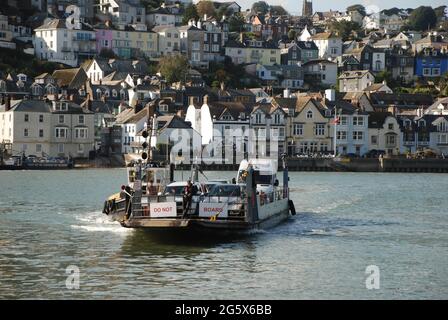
[311,32,339,40]
[338,70,372,80]
[52,68,87,89]
[207,101,253,120]
[0,99,93,114]
[369,93,433,107]
[368,112,394,128]
[35,19,94,31]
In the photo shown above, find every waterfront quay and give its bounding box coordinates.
[166,157,448,173]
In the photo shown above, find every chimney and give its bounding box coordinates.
[69,94,75,101]
[5,95,11,112]
[204,14,208,21]
[189,96,195,106]
[203,94,209,105]
[325,89,335,102]
[220,82,226,92]
[101,94,107,103]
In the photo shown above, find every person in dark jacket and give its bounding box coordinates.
[182,180,193,218]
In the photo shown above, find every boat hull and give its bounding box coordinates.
[121,206,291,235]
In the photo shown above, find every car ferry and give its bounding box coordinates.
[102,157,296,234]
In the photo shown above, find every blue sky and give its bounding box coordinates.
[223,0,448,15]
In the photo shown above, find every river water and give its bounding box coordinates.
[0,169,447,299]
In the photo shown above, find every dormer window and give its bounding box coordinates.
[418,120,425,127]
[222,114,233,121]
[433,50,437,56]
[306,110,313,119]
[112,89,117,97]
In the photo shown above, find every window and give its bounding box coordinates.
[39,129,44,138]
[79,115,84,124]
[58,143,64,153]
[432,68,441,76]
[437,134,448,144]
[337,130,347,140]
[423,68,431,76]
[320,143,328,152]
[24,114,29,122]
[255,113,262,124]
[386,135,396,146]
[36,144,42,153]
[388,123,394,130]
[39,114,44,122]
[24,128,29,137]
[55,128,68,138]
[438,122,448,132]
[192,41,200,50]
[274,113,281,124]
[340,116,347,125]
[293,124,303,135]
[59,115,64,123]
[353,131,363,140]
[306,110,313,119]
[315,124,325,136]
[75,128,88,139]
[353,116,364,126]
[78,144,84,153]
[371,135,378,145]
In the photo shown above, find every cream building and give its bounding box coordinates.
[0,99,95,158]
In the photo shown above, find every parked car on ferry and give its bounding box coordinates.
[202,184,246,217]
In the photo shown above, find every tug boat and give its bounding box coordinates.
[102,157,296,234]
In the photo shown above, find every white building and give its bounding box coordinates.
[153,25,180,56]
[303,59,338,86]
[98,0,146,29]
[34,18,96,67]
[0,99,95,158]
[311,32,342,60]
[338,70,375,93]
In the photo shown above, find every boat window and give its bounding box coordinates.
[254,172,273,185]
[163,185,185,196]
[209,185,241,197]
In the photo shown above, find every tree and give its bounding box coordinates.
[182,4,199,25]
[382,7,400,16]
[251,1,270,15]
[270,5,288,16]
[158,54,190,85]
[375,71,398,89]
[346,4,366,16]
[288,29,297,40]
[99,48,116,59]
[328,20,361,41]
[228,13,245,32]
[196,1,216,18]
[434,6,447,20]
[407,6,437,31]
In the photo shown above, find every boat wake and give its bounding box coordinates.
[71,211,132,235]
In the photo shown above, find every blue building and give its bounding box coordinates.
[415,48,448,78]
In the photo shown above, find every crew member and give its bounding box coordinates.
[182,180,194,218]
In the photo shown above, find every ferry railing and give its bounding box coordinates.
[130,193,247,220]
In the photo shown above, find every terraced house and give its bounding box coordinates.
[0,99,94,158]
[225,39,281,66]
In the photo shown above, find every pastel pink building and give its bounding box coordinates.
[96,27,113,54]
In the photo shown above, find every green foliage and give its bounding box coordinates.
[205,60,259,89]
[141,0,163,10]
[251,1,270,15]
[375,71,398,89]
[158,54,190,85]
[99,48,117,59]
[346,4,366,16]
[288,29,297,40]
[407,6,437,31]
[228,13,246,32]
[434,6,447,20]
[382,8,400,16]
[270,5,288,16]
[182,4,199,25]
[328,20,361,41]
[0,48,63,78]
[196,1,216,18]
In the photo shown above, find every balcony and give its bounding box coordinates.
[417,141,429,146]
[403,140,415,146]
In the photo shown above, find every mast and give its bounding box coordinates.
[334,107,338,157]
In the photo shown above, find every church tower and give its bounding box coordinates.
[302,0,313,17]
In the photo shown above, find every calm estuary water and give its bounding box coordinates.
[0,169,447,299]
